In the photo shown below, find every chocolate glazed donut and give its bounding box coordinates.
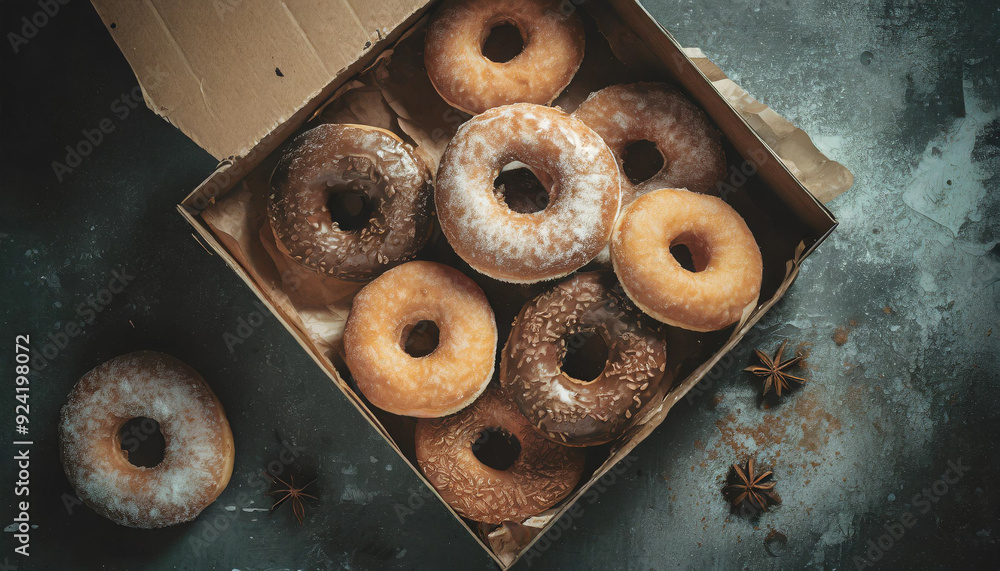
[500,272,670,446]
[268,123,433,282]
[415,390,585,524]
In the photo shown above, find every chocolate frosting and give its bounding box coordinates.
[500,272,670,446]
[268,124,433,282]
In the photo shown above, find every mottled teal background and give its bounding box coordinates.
[1,0,997,569]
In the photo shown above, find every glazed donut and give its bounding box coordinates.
[500,272,669,446]
[415,390,585,524]
[435,104,621,283]
[59,352,234,528]
[268,123,433,282]
[424,0,585,114]
[573,83,726,204]
[611,188,763,332]
[344,261,497,417]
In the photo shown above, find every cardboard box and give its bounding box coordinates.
[90,0,852,567]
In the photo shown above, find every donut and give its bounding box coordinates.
[59,352,234,528]
[435,104,621,283]
[268,123,433,282]
[424,0,585,115]
[611,188,763,332]
[500,272,669,446]
[573,83,726,204]
[415,390,585,524]
[344,261,497,417]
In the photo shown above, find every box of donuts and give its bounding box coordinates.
[92,0,853,566]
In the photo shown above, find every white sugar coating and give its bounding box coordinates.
[424,0,585,114]
[573,82,727,204]
[436,104,621,283]
[59,352,234,528]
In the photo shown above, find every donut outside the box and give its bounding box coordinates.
[59,352,234,528]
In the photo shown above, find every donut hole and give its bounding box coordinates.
[482,22,525,63]
[327,190,374,232]
[472,428,521,471]
[622,139,666,185]
[494,163,549,214]
[118,417,166,468]
[561,329,610,383]
[401,320,440,358]
[670,234,710,272]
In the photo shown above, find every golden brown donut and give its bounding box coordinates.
[415,390,585,524]
[59,352,234,528]
[611,188,763,332]
[435,104,621,283]
[344,261,497,417]
[573,83,726,204]
[268,123,433,282]
[424,0,585,114]
[500,272,669,446]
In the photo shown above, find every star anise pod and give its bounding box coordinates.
[723,458,781,512]
[265,472,316,525]
[745,340,807,397]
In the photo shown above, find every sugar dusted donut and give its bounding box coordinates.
[435,104,621,283]
[424,0,585,114]
[268,123,433,282]
[611,188,763,332]
[344,261,497,417]
[573,83,726,204]
[500,272,669,446]
[415,390,585,524]
[59,352,234,528]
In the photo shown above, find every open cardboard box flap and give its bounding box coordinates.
[90,0,427,161]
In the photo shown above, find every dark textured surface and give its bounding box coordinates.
[1,1,998,569]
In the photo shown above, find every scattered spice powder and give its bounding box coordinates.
[832,327,850,346]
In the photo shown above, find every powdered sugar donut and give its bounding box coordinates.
[59,352,234,528]
[415,390,585,524]
[573,83,726,204]
[611,188,763,332]
[268,123,433,282]
[344,261,497,417]
[425,0,585,114]
[435,104,621,283]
